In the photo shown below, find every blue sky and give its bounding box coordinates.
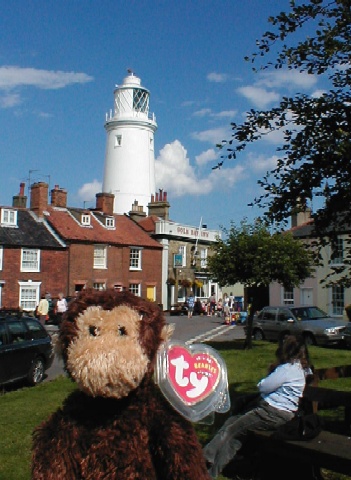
[0,1,325,231]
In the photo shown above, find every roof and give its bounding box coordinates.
[0,208,65,248]
[44,207,162,249]
[289,220,315,238]
[138,215,159,233]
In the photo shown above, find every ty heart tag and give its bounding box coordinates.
[156,341,230,422]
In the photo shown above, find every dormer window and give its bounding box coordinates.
[105,217,115,228]
[1,208,17,226]
[81,214,91,226]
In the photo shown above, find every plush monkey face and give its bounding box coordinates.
[59,289,166,399]
[66,305,149,399]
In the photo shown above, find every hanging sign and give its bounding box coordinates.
[155,341,230,422]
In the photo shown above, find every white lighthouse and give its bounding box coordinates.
[102,72,157,214]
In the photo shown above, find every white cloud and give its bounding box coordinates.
[195,148,218,166]
[0,92,21,108]
[77,179,102,201]
[311,89,326,98]
[191,126,230,144]
[237,86,280,109]
[257,70,318,89]
[192,108,237,120]
[0,65,93,90]
[246,153,279,173]
[212,110,237,119]
[193,108,212,117]
[207,72,228,83]
[155,140,245,197]
[155,140,212,196]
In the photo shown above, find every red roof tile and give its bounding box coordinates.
[45,207,162,249]
[138,215,158,233]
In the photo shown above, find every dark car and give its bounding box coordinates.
[343,322,351,348]
[246,305,348,346]
[0,314,54,386]
[170,303,188,316]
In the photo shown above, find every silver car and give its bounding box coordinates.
[249,306,348,346]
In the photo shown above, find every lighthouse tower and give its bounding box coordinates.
[102,72,157,214]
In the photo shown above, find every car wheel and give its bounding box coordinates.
[253,329,264,341]
[304,333,316,346]
[28,357,45,385]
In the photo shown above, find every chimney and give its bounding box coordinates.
[30,182,49,217]
[129,200,146,222]
[291,200,312,228]
[148,189,170,220]
[51,185,67,208]
[96,192,114,215]
[12,182,27,208]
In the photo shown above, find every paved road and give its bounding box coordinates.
[44,313,246,382]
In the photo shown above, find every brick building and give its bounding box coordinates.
[0,182,163,310]
[130,190,221,310]
[0,183,67,310]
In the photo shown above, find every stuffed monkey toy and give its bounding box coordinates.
[32,289,211,479]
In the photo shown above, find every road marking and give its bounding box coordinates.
[185,324,236,345]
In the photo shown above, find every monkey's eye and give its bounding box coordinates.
[89,326,99,336]
[118,326,127,336]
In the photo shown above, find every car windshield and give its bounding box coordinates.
[291,306,329,320]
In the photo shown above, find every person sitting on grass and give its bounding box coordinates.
[203,335,311,479]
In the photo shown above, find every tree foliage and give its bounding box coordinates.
[208,219,315,348]
[218,0,351,285]
[208,219,315,288]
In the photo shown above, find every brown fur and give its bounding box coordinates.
[31,289,210,479]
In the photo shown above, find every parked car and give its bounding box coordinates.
[0,314,54,386]
[343,322,351,348]
[170,303,188,316]
[246,306,348,346]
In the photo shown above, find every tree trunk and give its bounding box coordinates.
[244,290,257,350]
[244,306,253,350]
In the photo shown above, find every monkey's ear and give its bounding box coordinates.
[160,323,175,343]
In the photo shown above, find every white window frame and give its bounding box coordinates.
[18,281,41,311]
[129,283,141,296]
[93,282,106,291]
[130,248,142,270]
[94,245,107,269]
[0,246,3,270]
[105,217,115,228]
[1,208,17,226]
[200,248,208,269]
[81,214,91,226]
[331,285,344,316]
[330,238,344,265]
[282,287,294,305]
[179,245,186,267]
[21,248,40,272]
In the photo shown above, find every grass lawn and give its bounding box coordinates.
[1,339,350,479]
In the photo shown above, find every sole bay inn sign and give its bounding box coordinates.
[155,221,221,243]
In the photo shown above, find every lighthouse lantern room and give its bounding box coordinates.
[102,71,157,214]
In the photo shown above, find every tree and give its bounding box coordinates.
[207,219,315,348]
[218,0,351,286]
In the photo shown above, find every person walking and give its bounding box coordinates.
[203,335,310,478]
[36,294,49,325]
[55,292,68,326]
[187,293,195,318]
